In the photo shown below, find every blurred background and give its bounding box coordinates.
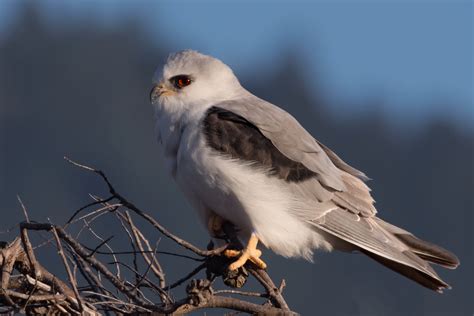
[0,1,472,315]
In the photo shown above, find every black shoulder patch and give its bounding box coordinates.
[202,106,316,182]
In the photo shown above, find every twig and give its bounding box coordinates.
[0,238,22,308]
[82,219,121,278]
[66,196,114,225]
[73,203,122,226]
[64,157,225,257]
[16,196,29,223]
[165,263,206,291]
[124,211,166,288]
[80,248,203,261]
[19,226,40,280]
[20,225,83,312]
[214,289,267,298]
[3,289,66,302]
[248,266,290,310]
[83,291,153,313]
[22,222,160,310]
[72,251,110,297]
[51,227,85,313]
[86,236,114,258]
[108,261,167,298]
[279,279,287,293]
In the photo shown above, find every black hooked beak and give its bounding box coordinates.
[149,84,162,103]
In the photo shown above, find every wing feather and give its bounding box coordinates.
[215,97,376,217]
[216,98,347,190]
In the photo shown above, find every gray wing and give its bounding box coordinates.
[214,97,457,291]
[216,97,376,217]
[218,98,349,190]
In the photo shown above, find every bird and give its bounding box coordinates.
[149,50,459,292]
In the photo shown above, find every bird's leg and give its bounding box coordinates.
[207,213,224,237]
[224,233,267,270]
[207,215,267,270]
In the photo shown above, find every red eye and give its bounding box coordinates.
[171,75,192,89]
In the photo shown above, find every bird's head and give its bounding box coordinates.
[150,50,243,109]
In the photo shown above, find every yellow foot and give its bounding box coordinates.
[207,213,224,237]
[224,233,267,270]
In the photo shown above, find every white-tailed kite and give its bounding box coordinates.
[150,50,459,292]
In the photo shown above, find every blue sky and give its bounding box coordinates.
[1,0,472,126]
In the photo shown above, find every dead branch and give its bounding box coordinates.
[0,159,297,315]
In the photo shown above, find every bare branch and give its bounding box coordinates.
[0,159,297,315]
[124,211,166,288]
[64,156,225,257]
[51,227,85,313]
[16,196,30,223]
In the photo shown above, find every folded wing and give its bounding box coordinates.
[208,98,459,292]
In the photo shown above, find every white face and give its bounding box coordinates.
[150,50,243,108]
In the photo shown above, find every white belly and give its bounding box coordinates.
[171,121,333,259]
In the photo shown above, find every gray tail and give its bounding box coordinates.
[391,233,459,269]
[360,248,455,292]
[314,209,460,293]
[375,218,460,270]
